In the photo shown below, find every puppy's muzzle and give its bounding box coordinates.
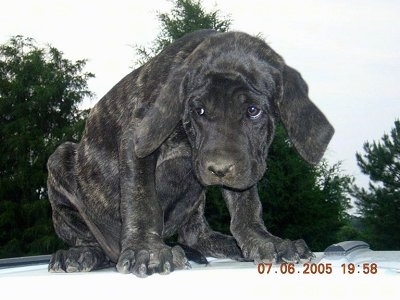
[197,151,251,189]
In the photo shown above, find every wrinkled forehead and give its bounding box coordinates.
[188,72,252,99]
[206,74,261,102]
[186,54,279,100]
[187,69,276,106]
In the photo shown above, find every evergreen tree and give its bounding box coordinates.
[135,0,231,65]
[353,120,400,250]
[0,36,93,258]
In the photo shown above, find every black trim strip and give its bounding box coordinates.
[0,255,51,269]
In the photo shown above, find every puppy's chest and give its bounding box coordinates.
[156,124,192,168]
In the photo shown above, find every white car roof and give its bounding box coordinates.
[0,241,399,299]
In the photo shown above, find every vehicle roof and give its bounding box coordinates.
[1,241,399,300]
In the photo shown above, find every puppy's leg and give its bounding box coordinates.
[117,135,189,277]
[153,151,241,261]
[47,142,111,272]
[222,186,314,263]
[178,192,243,261]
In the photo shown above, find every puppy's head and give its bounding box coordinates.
[134,31,334,190]
[181,63,279,189]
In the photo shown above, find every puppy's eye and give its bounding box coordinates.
[195,107,205,116]
[247,105,262,119]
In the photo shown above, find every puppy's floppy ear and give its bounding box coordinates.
[134,67,188,158]
[277,65,334,164]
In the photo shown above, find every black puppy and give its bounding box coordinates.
[47,30,334,277]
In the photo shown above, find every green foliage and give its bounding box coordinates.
[0,36,93,258]
[135,0,231,65]
[352,120,400,250]
[336,215,365,242]
[205,186,230,235]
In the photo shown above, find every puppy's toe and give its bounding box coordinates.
[294,239,315,261]
[49,250,67,273]
[116,249,137,274]
[156,248,173,275]
[275,239,300,263]
[171,245,191,270]
[133,250,151,277]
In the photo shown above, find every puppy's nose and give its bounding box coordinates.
[207,162,235,178]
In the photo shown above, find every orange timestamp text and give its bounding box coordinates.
[257,262,378,275]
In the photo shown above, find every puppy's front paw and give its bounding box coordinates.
[241,240,277,263]
[116,245,190,277]
[242,238,314,264]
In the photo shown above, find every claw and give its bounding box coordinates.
[161,261,171,275]
[184,260,192,269]
[137,263,148,278]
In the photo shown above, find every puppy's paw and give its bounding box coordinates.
[191,231,243,261]
[241,240,278,263]
[241,238,314,264]
[116,245,190,277]
[49,246,109,273]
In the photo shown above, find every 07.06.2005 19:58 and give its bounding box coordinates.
[257,262,378,275]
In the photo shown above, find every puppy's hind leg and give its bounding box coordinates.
[47,142,111,272]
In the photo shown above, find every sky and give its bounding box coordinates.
[1,0,400,193]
